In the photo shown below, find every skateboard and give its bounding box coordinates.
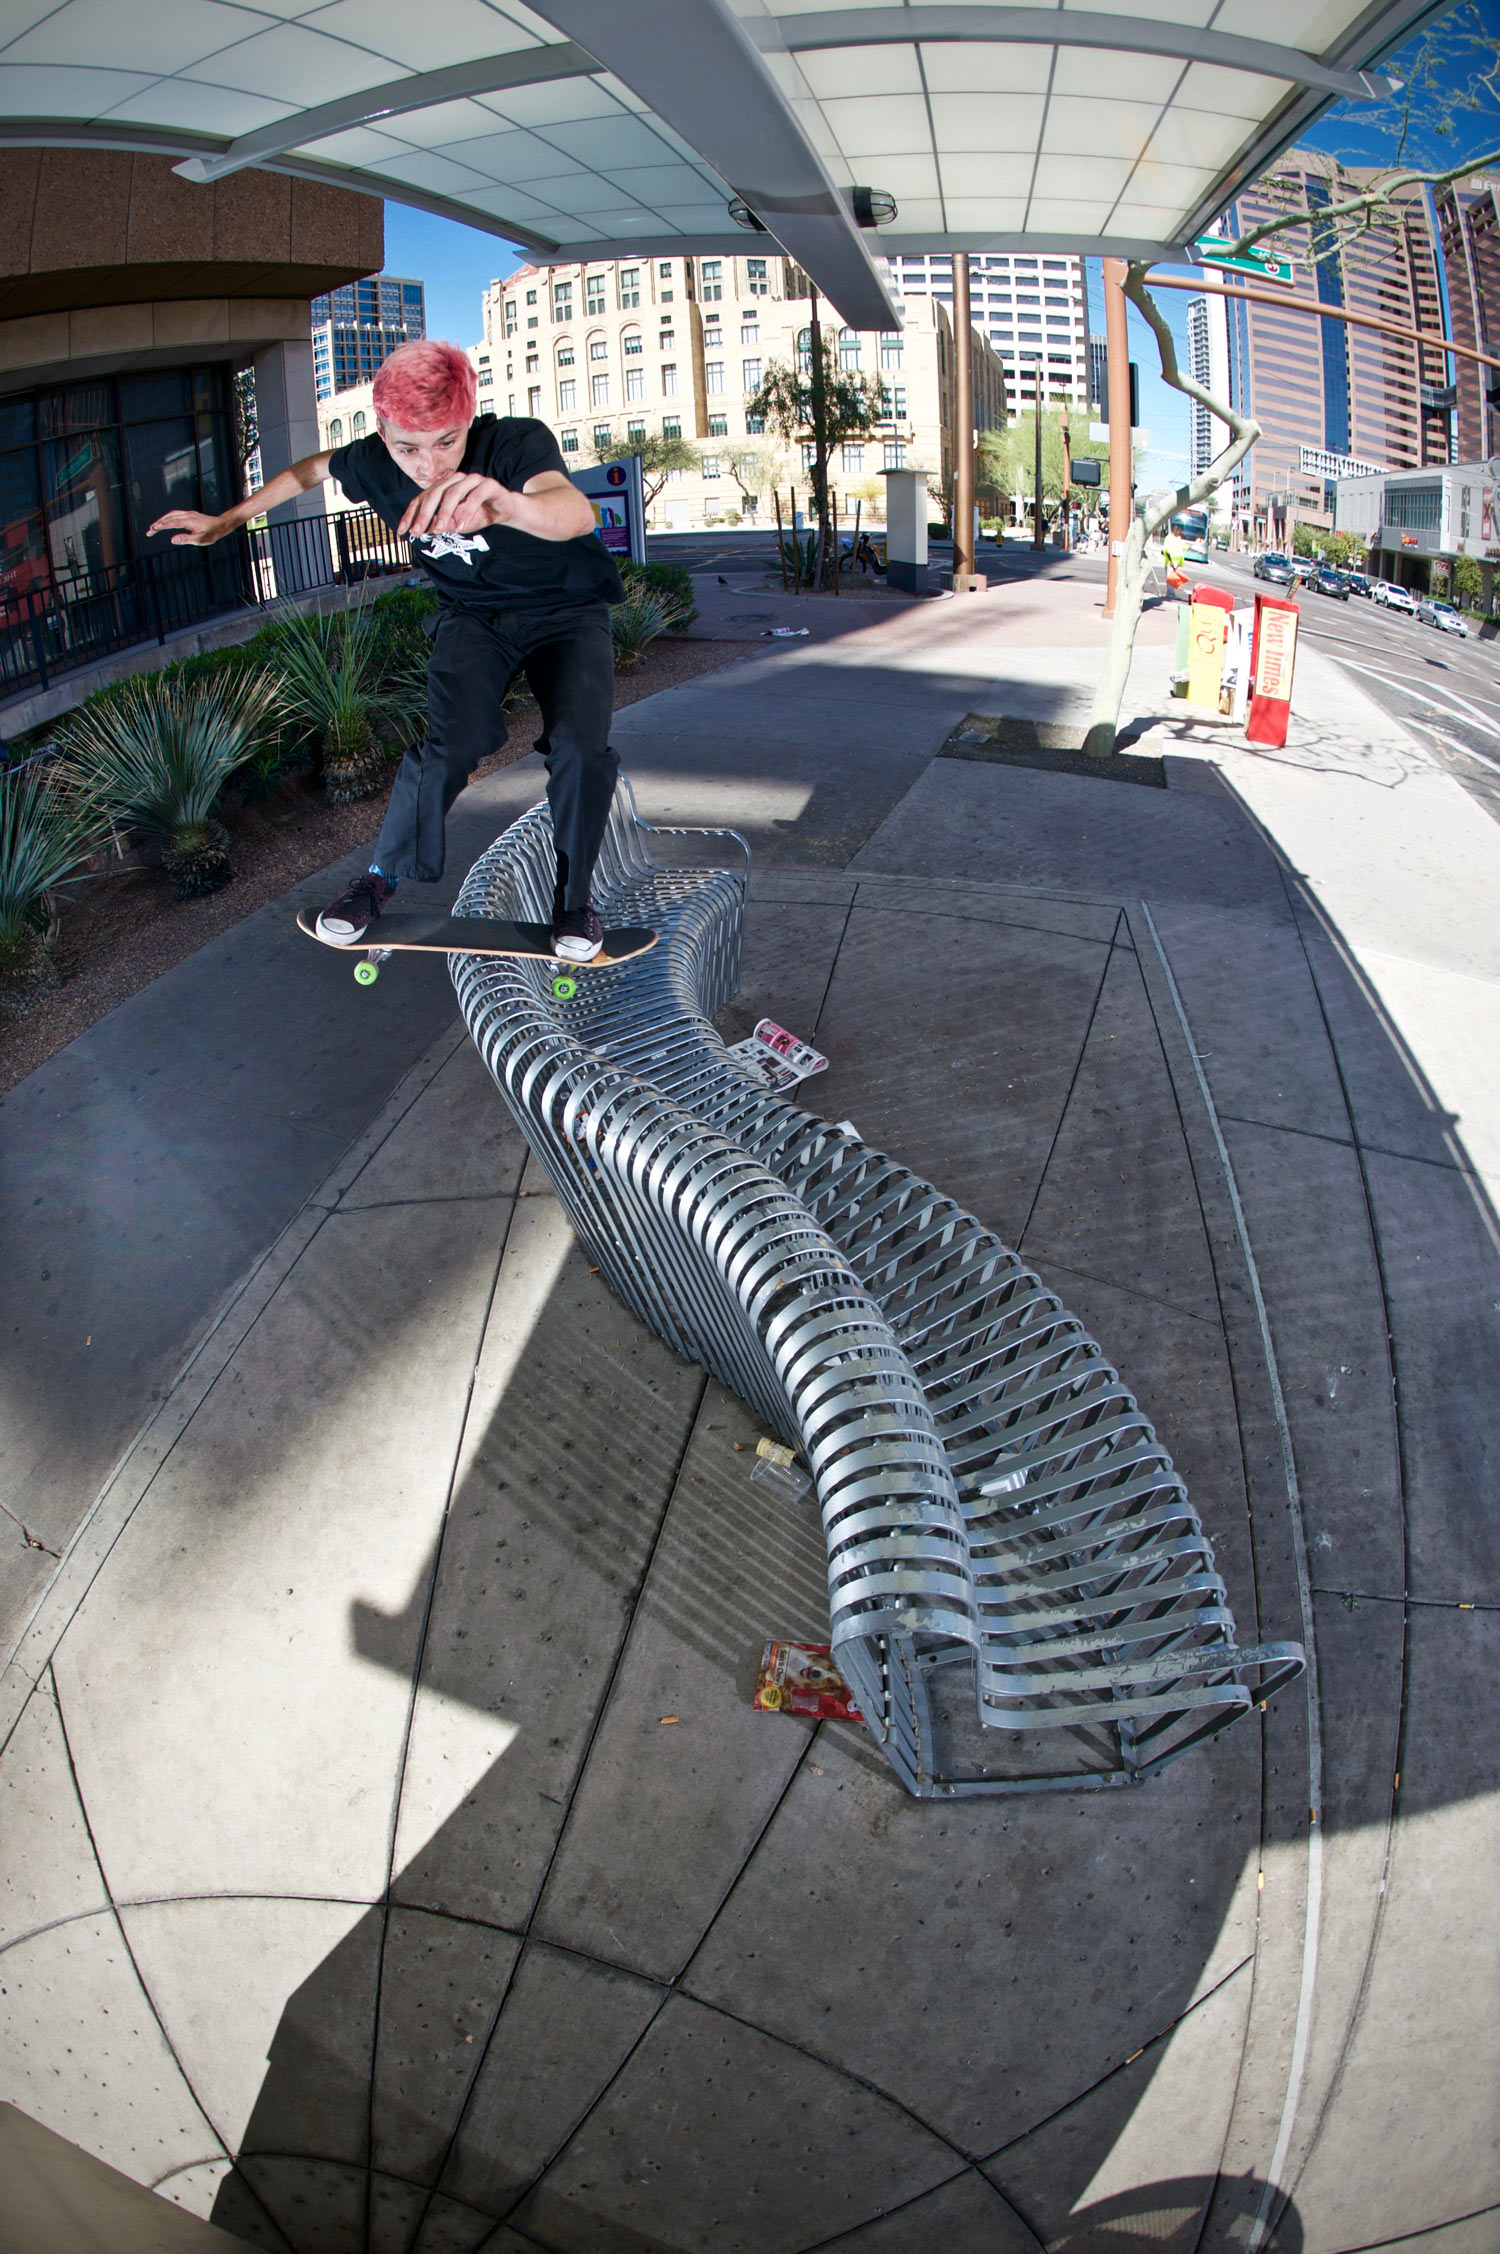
[297,908,657,998]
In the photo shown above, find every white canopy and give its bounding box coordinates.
[0,0,1447,329]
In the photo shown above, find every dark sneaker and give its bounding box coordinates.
[316,872,391,944]
[552,900,603,963]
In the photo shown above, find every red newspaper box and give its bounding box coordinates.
[1247,593,1299,747]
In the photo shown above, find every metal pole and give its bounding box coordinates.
[773,487,788,589]
[1032,358,1044,551]
[952,252,979,589]
[1102,255,1133,617]
[808,289,828,590]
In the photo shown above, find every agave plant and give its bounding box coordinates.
[61,670,278,900]
[0,761,98,998]
[610,586,694,670]
[267,598,428,804]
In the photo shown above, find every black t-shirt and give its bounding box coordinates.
[328,415,624,614]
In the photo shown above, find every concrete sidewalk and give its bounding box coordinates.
[1,564,1496,2254]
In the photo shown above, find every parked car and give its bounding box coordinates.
[1344,570,1373,598]
[1254,552,1296,585]
[1372,581,1418,614]
[1417,597,1471,636]
[1313,567,1350,599]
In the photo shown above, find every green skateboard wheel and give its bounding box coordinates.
[354,960,379,986]
[551,973,577,1000]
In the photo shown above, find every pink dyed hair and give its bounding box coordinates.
[372,340,477,433]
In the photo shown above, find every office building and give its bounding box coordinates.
[480,253,1005,533]
[1088,333,1107,414]
[1434,178,1500,463]
[1223,164,1452,543]
[889,252,1090,420]
[310,275,425,404]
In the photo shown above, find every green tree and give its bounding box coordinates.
[978,416,1108,523]
[592,430,701,509]
[748,310,885,589]
[1453,552,1484,609]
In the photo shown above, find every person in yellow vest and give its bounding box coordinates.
[1162,525,1191,595]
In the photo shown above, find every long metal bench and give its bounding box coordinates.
[450,780,1304,1798]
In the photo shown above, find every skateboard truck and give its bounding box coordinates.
[355,948,393,987]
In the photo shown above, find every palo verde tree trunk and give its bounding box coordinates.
[1083,265,1261,759]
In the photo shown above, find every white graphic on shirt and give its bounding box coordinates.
[413,530,490,565]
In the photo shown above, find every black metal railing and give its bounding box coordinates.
[0,506,415,703]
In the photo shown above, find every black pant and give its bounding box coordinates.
[373,604,618,907]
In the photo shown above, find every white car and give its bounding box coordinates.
[1372,581,1418,614]
[1417,598,1470,636]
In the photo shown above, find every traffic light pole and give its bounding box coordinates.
[1102,256,1132,618]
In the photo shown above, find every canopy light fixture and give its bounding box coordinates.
[851,187,898,229]
[728,198,768,231]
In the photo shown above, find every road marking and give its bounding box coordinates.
[1325,653,1500,739]
[1411,721,1500,777]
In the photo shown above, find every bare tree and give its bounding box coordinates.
[1084,38,1500,756]
[592,430,701,509]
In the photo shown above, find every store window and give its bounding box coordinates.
[0,367,237,603]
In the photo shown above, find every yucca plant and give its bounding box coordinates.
[610,586,694,670]
[61,671,278,900]
[267,599,427,804]
[0,762,98,1000]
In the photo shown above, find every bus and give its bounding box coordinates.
[1169,508,1210,563]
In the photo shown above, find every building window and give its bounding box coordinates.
[746,411,765,434]
[663,416,682,437]
[557,343,574,367]
[623,331,643,354]
[746,257,768,296]
[742,357,762,391]
[659,260,673,276]
[619,267,640,309]
[586,275,607,315]
[594,423,612,450]
[801,442,816,469]
[328,417,343,444]
[705,362,724,394]
[659,327,674,349]
[591,374,611,407]
[880,333,903,369]
[628,420,646,444]
[700,258,723,301]
[838,328,861,370]
[703,455,721,478]
[527,317,537,330]
[841,442,864,471]
[508,393,516,414]
[589,336,608,360]
[352,410,366,437]
[741,322,760,345]
[477,371,493,390]
[888,382,907,419]
[552,282,572,321]
[525,355,538,375]
[708,414,727,436]
[883,439,907,468]
[561,429,578,453]
[626,368,644,401]
[525,289,537,305]
[558,378,577,411]
[662,364,678,395]
[528,387,541,415]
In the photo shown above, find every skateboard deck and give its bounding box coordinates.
[297,908,656,996]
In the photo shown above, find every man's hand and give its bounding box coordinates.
[399,475,510,540]
[148,509,228,547]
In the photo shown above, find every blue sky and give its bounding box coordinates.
[381,0,1500,482]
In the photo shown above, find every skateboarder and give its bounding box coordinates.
[149,338,624,961]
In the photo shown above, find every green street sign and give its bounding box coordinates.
[1193,235,1292,284]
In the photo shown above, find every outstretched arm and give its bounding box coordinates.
[148,451,334,546]
[399,468,595,543]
